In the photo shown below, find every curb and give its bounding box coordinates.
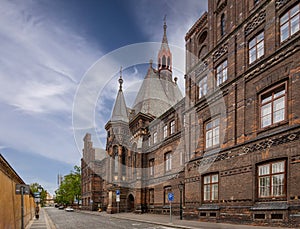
[110,215,200,229]
[43,209,56,229]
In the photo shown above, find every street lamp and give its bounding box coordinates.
[178,182,184,220]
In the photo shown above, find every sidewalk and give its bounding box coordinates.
[26,207,56,229]
[81,210,297,229]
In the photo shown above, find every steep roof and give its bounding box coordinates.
[132,64,182,117]
[110,75,129,123]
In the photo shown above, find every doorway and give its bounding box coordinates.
[127,194,135,212]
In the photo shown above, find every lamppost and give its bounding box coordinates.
[37,185,44,206]
[178,183,184,220]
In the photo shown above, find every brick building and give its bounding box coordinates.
[81,0,300,226]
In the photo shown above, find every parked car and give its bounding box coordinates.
[58,205,64,210]
[65,207,74,212]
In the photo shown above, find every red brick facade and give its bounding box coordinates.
[81,0,300,226]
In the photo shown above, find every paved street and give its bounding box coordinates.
[45,207,175,229]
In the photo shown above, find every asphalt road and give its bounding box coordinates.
[45,207,175,229]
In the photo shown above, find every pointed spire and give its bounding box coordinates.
[158,15,172,71]
[118,66,123,91]
[111,68,129,123]
[162,15,168,45]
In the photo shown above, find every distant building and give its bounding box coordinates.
[81,0,300,226]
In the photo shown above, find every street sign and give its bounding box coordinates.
[116,189,120,202]
[168,192,174,202]
[34,192,40,198]
[15,184,30,195]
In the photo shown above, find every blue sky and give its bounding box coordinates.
[0,0,207,195]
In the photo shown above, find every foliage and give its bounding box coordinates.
[55,165,81,205]
[30,183,47,206]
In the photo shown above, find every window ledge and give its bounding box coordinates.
[257,120,288,135]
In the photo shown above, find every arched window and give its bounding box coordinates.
[221,13,225,36]
[113,146,118,174]
[167,57,170,69]
[158,58,161,68]
[162,55,166,68]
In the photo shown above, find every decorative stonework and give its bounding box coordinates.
[188,131,300,170]
[220,166,252,177]
[213,45,228,61]
[215,0,227,15]
[195,61,208,76]
[275,0,289,9]
[245,10,266,36]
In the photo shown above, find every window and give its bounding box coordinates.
[180,152,184,166]
[254,0,260,5]
[149,189,154,204]
[280,4,300,42]
[216,60,227,86]
[260,84,286,128]
[203,174,219,201]
[221,13,225,36]
[170,120,175,135]
[199,76,208,98]
[249,32,264,64]
[205,118,220,149]
[164,186,172,204]
[258,161,286,198]
[165,152,172,172]
[149,159,154,176]
[183,114,186,127]
[153,132,158,144]
[163,125,168,139]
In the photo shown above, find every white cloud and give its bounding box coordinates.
[0,0,102,163]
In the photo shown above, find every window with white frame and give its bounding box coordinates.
[216,60,227,86]
[163,125,168,138]
[165,152,172,172]
[258,161,286,198]
[170,120,175,135]
[280,4,300,42]
[260,84,286,128]
[205,118,220,149]
[180,152,184,166]
[203,174,219,201]
[149,159,154,176]
[153,131,158,144]
[199,76,207,98]
[249,31,264,64]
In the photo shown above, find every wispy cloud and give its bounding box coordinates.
[0,0,101,163]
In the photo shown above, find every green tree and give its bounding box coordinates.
[55,166,81,206]
[30,183,47,206]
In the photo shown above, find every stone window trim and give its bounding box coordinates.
[279,3,300,43]
[165,151,172,173]
[170,120,176,135]
[205,117,220,150]
[257,160,287,199]
[163,124,168,139]
[248,31,265,65]
[149,188,154,205]
[215,59,228,87]
[149,159,154,177]
[153,131,158,144]
[202,173,219,202]
[259,82,287,129]
[198,75,208,99]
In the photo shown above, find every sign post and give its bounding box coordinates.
[16,184,30,229]
[116,190,120,213]
[168,192,174,223]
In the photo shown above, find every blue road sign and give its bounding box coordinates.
[116,190,120,195]
[168,192,174,202]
